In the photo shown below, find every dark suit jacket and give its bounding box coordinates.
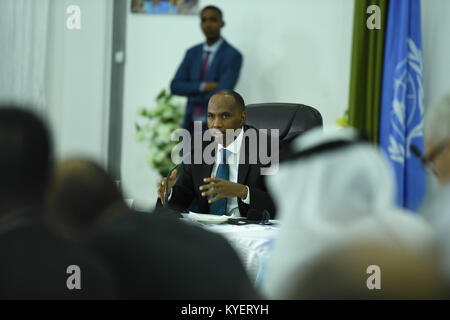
[164,125,277,218]
[85,210,258,299]
[0,210,117,299]
[170,38,243,130]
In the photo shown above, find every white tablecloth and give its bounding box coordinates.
[202,223,279,283]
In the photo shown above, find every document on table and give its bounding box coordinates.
[182,212,232,224]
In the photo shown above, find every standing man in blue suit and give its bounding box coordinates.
[170,5,243,133]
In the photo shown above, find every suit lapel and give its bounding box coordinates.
[238,126,251,185]
[195,142,216,213]
[198,140,216,183]
[199,161,214,181]
[206,40,227,81]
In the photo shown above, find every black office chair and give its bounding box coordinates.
[245,103,323,144]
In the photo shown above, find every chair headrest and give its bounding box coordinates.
[245,103,323,142]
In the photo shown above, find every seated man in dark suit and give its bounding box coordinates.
[157,90,277,218]
[170,5,243,132]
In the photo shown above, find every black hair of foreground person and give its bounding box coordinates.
[0,106,52,215]
[46,158,128,240]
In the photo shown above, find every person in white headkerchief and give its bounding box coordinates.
[261,127,436,299]
[421,92,450,280]
[421,93,450,221]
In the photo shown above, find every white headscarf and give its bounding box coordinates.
[422,183,450,280]
[262,127,435,299]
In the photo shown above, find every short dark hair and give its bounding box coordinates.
[47,159,124,235]
[0,105,52,212]
[216,89,246,112]
[200,5,223,20]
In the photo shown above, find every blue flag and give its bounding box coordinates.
[379,0,425,212]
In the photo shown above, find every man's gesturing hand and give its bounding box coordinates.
[157,169,177,205]
[199,176,248,203]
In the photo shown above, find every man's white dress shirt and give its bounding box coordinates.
[211,127,250,217]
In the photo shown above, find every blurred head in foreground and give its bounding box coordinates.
[262,127,436,299]
[422,92,450,286]
[289,240,448,299]
[424,92,450,186]
[0,108,117,298]
[0,105,52,216]
[46,158,127,239]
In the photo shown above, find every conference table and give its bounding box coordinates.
[181,214,279,284]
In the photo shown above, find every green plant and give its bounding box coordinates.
[336,109,349,127]
[136,89,184,177]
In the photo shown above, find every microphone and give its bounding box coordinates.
[228,209,272,225]
[410,144,427,165]
[247,209,271,224]
[411,144,440,176]
[163,164,180,209]
[247,208,263,221]
[163,152,191,208]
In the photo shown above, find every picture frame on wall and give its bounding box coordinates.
[131,0,199,15]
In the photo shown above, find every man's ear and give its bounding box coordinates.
[241,111,247,126]
[221,21,225,28]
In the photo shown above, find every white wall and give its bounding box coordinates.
[121,0,355,210]
[421,0,450,108]
[0,0,111,164]
[0,0,50,113]
[46,0,112,165]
